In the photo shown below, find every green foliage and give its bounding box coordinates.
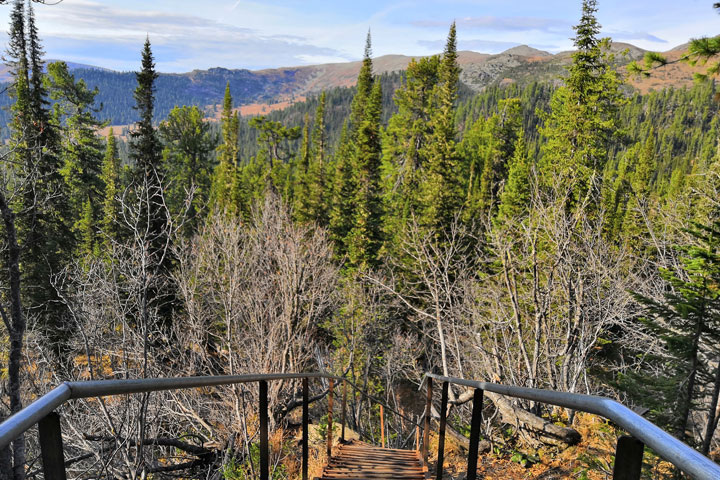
[381,55,440,248]
[210,83,241,216]
[346,81,383,271]
[159,104,217,232]
[46,60,104,256]
[539,0,623,211]
[222,443,288,480]
[418,23,464,235]
[100,129,121,249]
[628,222,720,444]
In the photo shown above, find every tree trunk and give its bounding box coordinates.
[485,391,581,447]
[702,355,720,455]
[0,191,26,480]
[679,308,704,442]
[450,388,581,447]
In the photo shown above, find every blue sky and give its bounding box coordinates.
[0,0,717,72]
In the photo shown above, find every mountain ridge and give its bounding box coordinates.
[0,41,701,126]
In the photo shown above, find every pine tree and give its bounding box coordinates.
[248,115,300,196]
[629,222,720,448]
[100,129,121,249]
[382,55,440,246]
[293,113,313,222]
[418,23,463,235]
[622,132,656,248]
[329,122,356,256]
[0,5,28,479]
[128,37,174,326]
[18,0,70,342]
[462,98,522,219]
[350,31,374,129]
[497,136,531,223]
[46,61,104,257]
[159,105,217,231]
[539,0,622,211]
[294,93,331,225]
[129,37,169,266]
[307,91,329,226]
[347,80,383,270]
[329,34,379,259]
[209,82,240,215]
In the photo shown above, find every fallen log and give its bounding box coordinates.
[449,388,581,447]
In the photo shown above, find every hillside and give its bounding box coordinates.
[0,41,705,128]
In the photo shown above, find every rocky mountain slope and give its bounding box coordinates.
[0,41,705,126]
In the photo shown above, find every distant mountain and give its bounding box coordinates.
[0,59,112,83]
[0,41,703,127]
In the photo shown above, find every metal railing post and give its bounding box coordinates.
[39,411,67,480]
[327,379,334,458]
[613,435,644,480]
[259,380,269,480]
[466,388,483,480]
[302,377,309,480]
[436,381,449,480]
[422,377,432,466]
[341,379,347,442]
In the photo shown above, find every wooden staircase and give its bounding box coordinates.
[320,440,427,480]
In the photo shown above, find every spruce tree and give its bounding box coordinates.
[129,37,169,265]
[622,132,656,249]
[307,91,329,226]
[539,0,622,211]
[18,0,70,342]
[329,122,356,256]
[497,136,531,223]
[293,113,313,222]
[0,5,27,479]
[462,98,522,219]
[159,104,216,231]
[382,55,440,246]
[128,37,174,326]
[350,31,374,129]
[629,223,720,448]
[209,82,240,215]
[100,129,121,249]
[46,61,104,257]
[329,33,384,266]
[347,80,383,271]
[418,23,463,234]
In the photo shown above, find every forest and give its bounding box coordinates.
[1,0,720,478]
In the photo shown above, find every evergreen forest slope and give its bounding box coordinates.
[0,41,705,128]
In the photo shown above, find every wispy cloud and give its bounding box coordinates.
[418,38,521,53]
[413,16,569,33]
[31,0,351,71]
[605,30,668,43]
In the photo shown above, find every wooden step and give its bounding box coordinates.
[320,441,425,480]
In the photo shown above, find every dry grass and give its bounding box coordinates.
[420,413,678,480]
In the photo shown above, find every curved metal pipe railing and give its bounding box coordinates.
[0,373,332,451]
[424,372,720,480]
[0,371,718,480]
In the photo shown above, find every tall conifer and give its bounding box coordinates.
[418,23,463,234]
[347,81,383,270]
[129,37,169,264]
[382,56,440,246]
[129,37,174,326]
[209,82,240,215]
[100,129,121,248]
[539,0,622,210]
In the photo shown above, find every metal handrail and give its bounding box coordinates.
[425,372,720,480]
[0,372,335,451]
[2,371,718,480]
